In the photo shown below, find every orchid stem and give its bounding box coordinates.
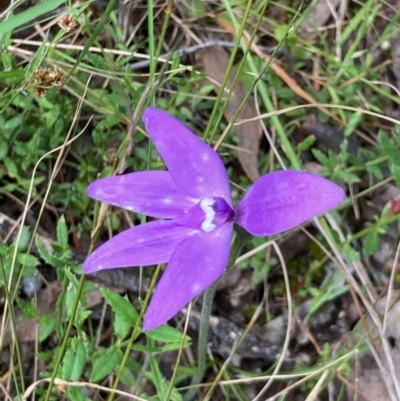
[186,226,251,400]
[197,282,218,377]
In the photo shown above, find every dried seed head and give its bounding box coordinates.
[57,14,77,32]
[33,67,52,85]
[48,69,65,87]
[34,67,65,87]
[33,67,65,96]
[34,87,48,97]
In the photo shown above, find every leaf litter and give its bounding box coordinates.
[197,46,262,181]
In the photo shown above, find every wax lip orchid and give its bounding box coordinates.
[84,107,345,331]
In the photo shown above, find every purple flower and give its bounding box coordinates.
[84,108,345,331]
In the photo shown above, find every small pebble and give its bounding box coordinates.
[21,276,42,298]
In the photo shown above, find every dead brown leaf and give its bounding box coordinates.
[347,294,400,401]
[0,282,62,347]
[391,35,400,87]
[298,0,341,38]
[0,282,104,348]
[197,46,262,182]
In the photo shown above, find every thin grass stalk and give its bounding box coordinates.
[203,0,254,142]
[154,0,174,66]
[147,0,156,83]
[206,0,260,144]
[233,0,306,170]
[205,349,356,388]
[202,302,265,401]
[164,303,192,400]
[252,241,293,401]
[237,103,400,128]
[66,0,119,79]
[208,0,272,148]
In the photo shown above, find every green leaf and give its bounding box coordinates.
[35,238,64,269]
[366,162,384,180]
[335,170,360,183]
[43,105,61,129]
[16,226,31,251]
[274,23,289,43]
[297,135,316,151]
[16,253,39,269]
[391,163,400,188]
[56,215,68,248]
[131,344,159,353]
[378,132,400,161]
[311,149,329,166]
[62,339,87,380]
[145,367,184,401]
[90,347,123,382]
[67,386,91,401]
[114,312,131,341]
[343,111,363,137]
[0,141,8,159]
[363,230,380,257]
[342,243,361,262]
[146,325,190,344]
[39,314,56,342]
[101,288,138,327]
[161,342,191,352]
[18,298,38,319]
[4,156,18,178]
[309,287,320,297]
[0,70,25,81]
[77,310,92,327]
[85,52,111,70]
[65,271,80,318]
[120,366,136,387]
[171,51,181,70]
[5,116,23,131]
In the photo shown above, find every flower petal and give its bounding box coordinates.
[235,170,345,236]
[143,222,233,330]
[83,221,198,273]
[143,107,231,204]
[87,171,198,218]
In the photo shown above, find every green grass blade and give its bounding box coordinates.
[0,0,67,35]
[67,0,119,79]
